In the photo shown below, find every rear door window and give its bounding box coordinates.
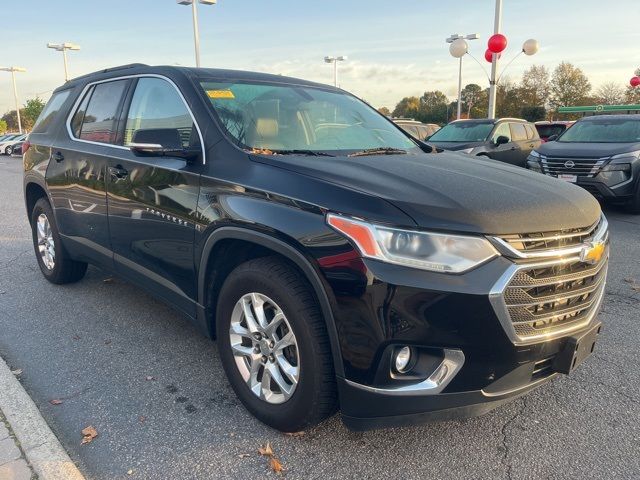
[32,90,71,134]
[524,124,538,140]
[124,77,197,149]
[74,80,128,145]
[510,123,528,142]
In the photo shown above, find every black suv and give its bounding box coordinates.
[527,115,640,213]
[428,118,541,167]
[24,64,608,431]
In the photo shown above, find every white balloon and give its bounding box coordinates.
[522,39,539,56]
[449,38,468,58]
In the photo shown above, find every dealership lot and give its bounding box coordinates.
[0,158,638,479]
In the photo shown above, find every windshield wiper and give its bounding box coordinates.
[271,149,335,157]
[348,147,408,157]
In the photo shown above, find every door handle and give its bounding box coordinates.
[53,151,64,163]
[509,147,517,151]
[109,165,129,179]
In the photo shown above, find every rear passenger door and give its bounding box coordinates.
[105,76,203,317]
[46,79,131,270]
[506,123,529,167]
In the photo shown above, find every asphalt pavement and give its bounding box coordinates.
[0,157,638,479]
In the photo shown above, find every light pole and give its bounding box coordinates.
[447,33,479,120]
[324,56,347,87]
[47,43,81,81]
[177,0,217,68]
[487,0,503,119]
[0,67,26,134]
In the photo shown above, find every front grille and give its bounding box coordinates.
[503,255,608,340]
[497,217,603,256]
[541,157,606,177]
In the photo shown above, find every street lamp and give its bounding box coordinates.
[0,67,26,134]
[177,0,217,68]
[324,56,347,87]
[446,33,479,120]
[47,42,81,81]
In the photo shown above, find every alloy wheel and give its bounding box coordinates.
[36,213,55,270]
[229,293,300,404]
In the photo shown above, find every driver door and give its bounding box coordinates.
[487,122,518,165]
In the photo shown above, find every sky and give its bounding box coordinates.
[2,0,640,114]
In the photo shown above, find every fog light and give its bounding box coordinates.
[395,346,412,373]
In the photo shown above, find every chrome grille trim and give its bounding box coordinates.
[489,250,608,345]
[540,157,607,177]
[489,214,608,259]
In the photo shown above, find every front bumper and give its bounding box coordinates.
[320,229,608,430]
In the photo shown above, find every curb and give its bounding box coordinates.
[0,356,85,480]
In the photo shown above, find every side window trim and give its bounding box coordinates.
[65,74,206,164]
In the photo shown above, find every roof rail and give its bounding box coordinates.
[67,63,149,83]
[557,104,640,114]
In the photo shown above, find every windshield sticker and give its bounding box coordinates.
[207,89,235,99]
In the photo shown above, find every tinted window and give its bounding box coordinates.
[77,80,128,144]
[492,122,511,141]
[125,78,196,148]
[200,80,418,153]
[510,123,527,141]
[429,122,494,142]
[536,124,566,139]
[32,90,71,134]
[71,86,93,138]
[559,118,640,143]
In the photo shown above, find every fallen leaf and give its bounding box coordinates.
[104,339,112,345]
[11,369,22,376]
[237,453,251,459]
[103,277,114,284]
[623,278,635,284]
[284,431,305,437]
[269,457,284,474]
[139,416,146,423]
[145,376,155,381]
[49,399,63,405]
[632,286,640,293]
[258,442,274,457]
[81,425,98,445]
[72,335,80,341]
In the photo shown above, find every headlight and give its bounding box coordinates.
[458,147,474,154]
[326,213,499,273]
[528,150,542,159]
[608,150,640,163]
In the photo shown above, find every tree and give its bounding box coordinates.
[495,78,525,118]
[1,110,32,132]
[377,106,391,116]
[549,62,591,110]
[23,97,46,127]
[595,82,624,105]
[520,65,550,107]
[521,106,546,122]
[392,96,421,119]
[625,68,640,104]
[461,84,482,118]
[419,90,449,123]
[0,119,6,135]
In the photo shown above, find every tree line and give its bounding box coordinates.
[0,98,46,134]
[382,63,640,124]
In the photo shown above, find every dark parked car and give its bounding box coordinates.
[535,121,574,142]
[392,118,440,141]
[428,118,541,167]
[11,142,24,155]
[528,114,640,213]
[24,64,608,432]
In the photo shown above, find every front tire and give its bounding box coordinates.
[5,146,13,155]
[216,256,337,432]
[30,198,88,284]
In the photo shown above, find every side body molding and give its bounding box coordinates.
[196,226,345,378]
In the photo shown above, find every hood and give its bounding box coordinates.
[251,152,601,235]
[537,141,640,158]
[429,141,486,151]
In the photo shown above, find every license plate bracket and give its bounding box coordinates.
[557,174,577,183]
[553,322,602,374]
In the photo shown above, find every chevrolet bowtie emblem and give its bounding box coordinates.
[580,241,605,265]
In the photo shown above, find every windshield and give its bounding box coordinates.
[428,122,494,142]
[559,118,640,143]
[536,124,566,138]
[199,80,418,154]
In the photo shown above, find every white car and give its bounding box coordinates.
[0,134,27,155]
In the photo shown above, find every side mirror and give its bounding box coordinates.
[495,135,510,146]
[547,134,558,142]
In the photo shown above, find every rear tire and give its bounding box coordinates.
[30,198,88,284]
[216,256,337,432]
[5,146,13,155]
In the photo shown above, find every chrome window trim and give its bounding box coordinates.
[65,73,206,164]
[488,214,608,259]
[344,349,464,396]
[489,251,609,346]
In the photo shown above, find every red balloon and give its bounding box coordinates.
[484,49,501,63]
[488,33,508,54]
[630,76,640,87]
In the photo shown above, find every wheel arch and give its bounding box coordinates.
[197,226,345,378]
[24,180,50,222]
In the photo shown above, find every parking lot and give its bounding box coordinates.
[0,156,638,479]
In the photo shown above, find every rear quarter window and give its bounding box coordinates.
[510,123,528,141]
[31,90,71,134]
